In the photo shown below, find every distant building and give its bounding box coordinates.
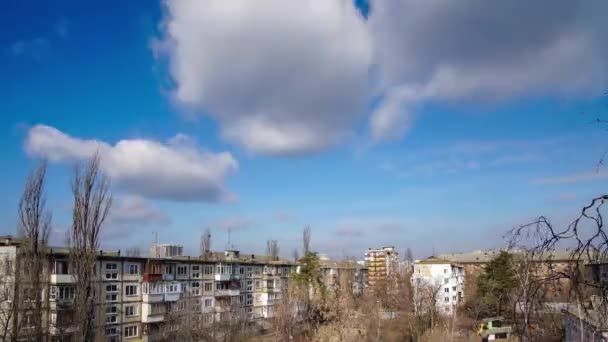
[319,260,368,294]
[412,257,464,316]
[150,244,184,258]
[364,246,399,286]
[437,249,575,300]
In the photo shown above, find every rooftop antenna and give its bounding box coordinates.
[227,227,232,250]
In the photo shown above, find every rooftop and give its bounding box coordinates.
[415,256,462,266]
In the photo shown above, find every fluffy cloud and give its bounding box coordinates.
[109,196,170,226]
[158,0,371,155]
[158,1,608,151]
[369,1,608,139]
[25,124,238,202]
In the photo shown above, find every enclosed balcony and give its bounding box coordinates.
[215,289,240,297]
[142,282,182,302]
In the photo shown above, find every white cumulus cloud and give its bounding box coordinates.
[157,0,608,150]
[25,124,238,202]
[158,0,372,155]
[369,0,608,140]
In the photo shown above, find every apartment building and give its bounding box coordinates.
[364,246,399,286]
[412,257,464,316]
[0,236,293,342]
[319,260,368,294]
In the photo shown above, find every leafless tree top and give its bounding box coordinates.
[70,153,112,252]
[303,225,311,254]
[201,227,211,257]
[18,161,51,248]
[267,239,280,259]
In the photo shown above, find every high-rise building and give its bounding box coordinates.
[364,246,399,286]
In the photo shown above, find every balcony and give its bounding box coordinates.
[142,293,164,303]
[143,273,162,282]
[50,274,76,283]
[215,289,240,297]
[165,292,180,301]
[142,312,164,323]
[215,274,239,281]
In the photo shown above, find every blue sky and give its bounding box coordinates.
[1,0,607,259]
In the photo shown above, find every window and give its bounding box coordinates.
[444,268,448,274]
[106,284,118,292]
[177,266,188,275]
[53,260,69,274]
[106,327,117,336]
[204,282,213,292]
[445,307,450,313]
[165,265,173,274]
[106,306,118,314]
[151,303,164,315]
[246,293,253,305]
[105,263,118,270]
[452,286,456,291]
[444,297,449,302]
[191,282,200,295]
[204,265,213,275]
[105,272,118,280]
[124,325,138,338]
[125,285,137,296]
[255,280,260,289]
[444,288,449,293]
[239,266,244,274]
[107,315,118,323]
[51,286,75,300]
[192,265,200,271]
[125,305,137,317]
[106,293,118,302]
[443,278,448,284]
[127,264,139,275]
[246,280,253,291]
[204,299,213,307]
[192,272,200,278]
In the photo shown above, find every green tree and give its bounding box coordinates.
[477,251,516,316]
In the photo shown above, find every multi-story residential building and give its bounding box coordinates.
[149,244,184,258]
[319,260,368,294]
[412,257,464,316]
[364,246,399,286]
[437,249,575,301]
[0,236,293,342]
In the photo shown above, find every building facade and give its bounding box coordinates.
[412,257,464,316]
[364,246,399,286]
[319,260,368,295]
[0,236,293,342]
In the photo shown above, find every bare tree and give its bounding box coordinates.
[303,225,311,255]
[8,162,53,341]
[201,228,211,258]
[266,240,280,259]
[69,153,112,341]
[125,246,141,257]
[510,194,608,339]
[293,248,300,263]
[405,248,413,263]
[0,255,15,341]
